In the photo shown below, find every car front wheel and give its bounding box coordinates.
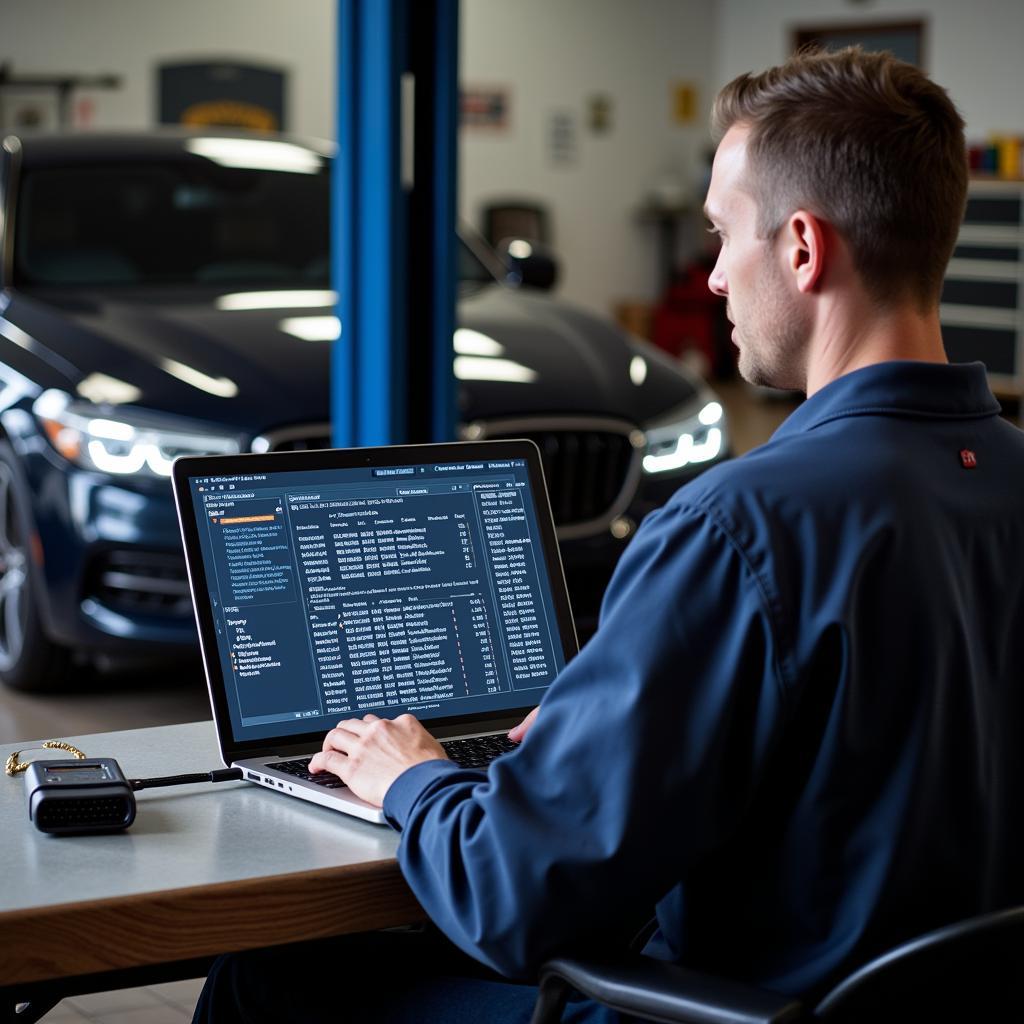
[0,446,71,692]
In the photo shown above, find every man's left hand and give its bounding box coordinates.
[309,713,447,807]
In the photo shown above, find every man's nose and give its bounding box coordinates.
[707,260,727,297]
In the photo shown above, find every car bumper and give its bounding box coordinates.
[16,444,197,653]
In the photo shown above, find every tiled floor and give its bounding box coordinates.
[41,979,204,1022]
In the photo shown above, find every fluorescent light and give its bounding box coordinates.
[453,328,504,357]
[630,356,648,386]
[454,356,537,383]
[277,319,521,373]
[87,418,135,442]
[0,317,35,354]
[161,359,238,398]
[279,315,341,342]
[76,373,142,405]
[216,290,337,311]
[184,138,324,174]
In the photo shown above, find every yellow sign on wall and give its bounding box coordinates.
[181,100,278,131]
[672,82,698,125]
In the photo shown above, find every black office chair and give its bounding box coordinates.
[529,905,1024,1023]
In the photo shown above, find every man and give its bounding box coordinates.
[195,48,1024,1021]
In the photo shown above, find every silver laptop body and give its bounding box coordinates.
[172,440,577,824]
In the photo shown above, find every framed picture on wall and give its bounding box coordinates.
[792,21,926,68]
[461,86,510,131]
[158,61,286,130]
[0,89,62,132]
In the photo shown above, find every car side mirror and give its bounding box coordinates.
[497,238,559,291]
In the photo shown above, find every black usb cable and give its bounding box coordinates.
[129,767,243,791]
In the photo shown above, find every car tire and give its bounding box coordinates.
[0,444,71,692]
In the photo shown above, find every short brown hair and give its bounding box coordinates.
[712,47,967,310]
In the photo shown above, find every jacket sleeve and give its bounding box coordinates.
[382,500,792,978]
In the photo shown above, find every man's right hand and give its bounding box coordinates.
[507,706,539,743]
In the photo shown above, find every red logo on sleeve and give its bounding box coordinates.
[960,449,977,469]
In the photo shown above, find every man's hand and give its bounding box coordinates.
[507,705,539,743]
[309,713,447,808]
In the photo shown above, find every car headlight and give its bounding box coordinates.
[642,399,726,474]
[33,390,241,478]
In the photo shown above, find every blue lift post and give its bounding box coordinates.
[333,0,459,448]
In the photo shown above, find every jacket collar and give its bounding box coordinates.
[772,361,1000,440]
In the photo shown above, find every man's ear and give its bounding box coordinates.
[784,209,826,294]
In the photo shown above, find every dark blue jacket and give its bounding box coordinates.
[383,360,1024,994]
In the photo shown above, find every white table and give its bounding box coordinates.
[0,721,421,1016]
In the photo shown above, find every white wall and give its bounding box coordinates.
[10,1,1015,318]
[0,0,716,318]
[714,0,1024,140]
[0,0,336,138]
[460,0,717,314]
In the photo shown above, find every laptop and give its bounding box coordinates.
[172,440,578,824]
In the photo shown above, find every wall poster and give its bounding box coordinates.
[158,61,287,130]
[792,21,926,67]
[461,86,510,131]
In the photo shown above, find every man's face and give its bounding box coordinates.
[705,125,809,390]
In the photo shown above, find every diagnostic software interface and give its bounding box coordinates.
[188,457,568,742]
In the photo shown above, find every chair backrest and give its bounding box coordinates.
[813,905,1024,1021]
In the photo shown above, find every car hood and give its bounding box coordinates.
[455,287,697,423]
[3,284,698,435]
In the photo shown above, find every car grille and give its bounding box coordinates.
[85,550,192,617]
[463,417,644,537]
[254,418,644,538]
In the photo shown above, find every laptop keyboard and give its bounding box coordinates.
[440,734,519,768]
[268,734,520,789]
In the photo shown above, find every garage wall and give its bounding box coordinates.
[0,0,336,138]
[714,0,1024,139]
[460,0,716,317]
[2,0,716,320]
[4,1,1019,316]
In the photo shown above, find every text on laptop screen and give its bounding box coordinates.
[187,457,567,742]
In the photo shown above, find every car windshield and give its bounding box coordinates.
[14,156,495,289]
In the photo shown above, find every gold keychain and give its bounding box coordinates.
[5,740,87,777]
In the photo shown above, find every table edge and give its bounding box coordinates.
[1,858,423,985]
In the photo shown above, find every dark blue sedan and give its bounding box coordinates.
[0,130,728,690]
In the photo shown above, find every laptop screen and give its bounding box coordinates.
[179,445,573,746]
